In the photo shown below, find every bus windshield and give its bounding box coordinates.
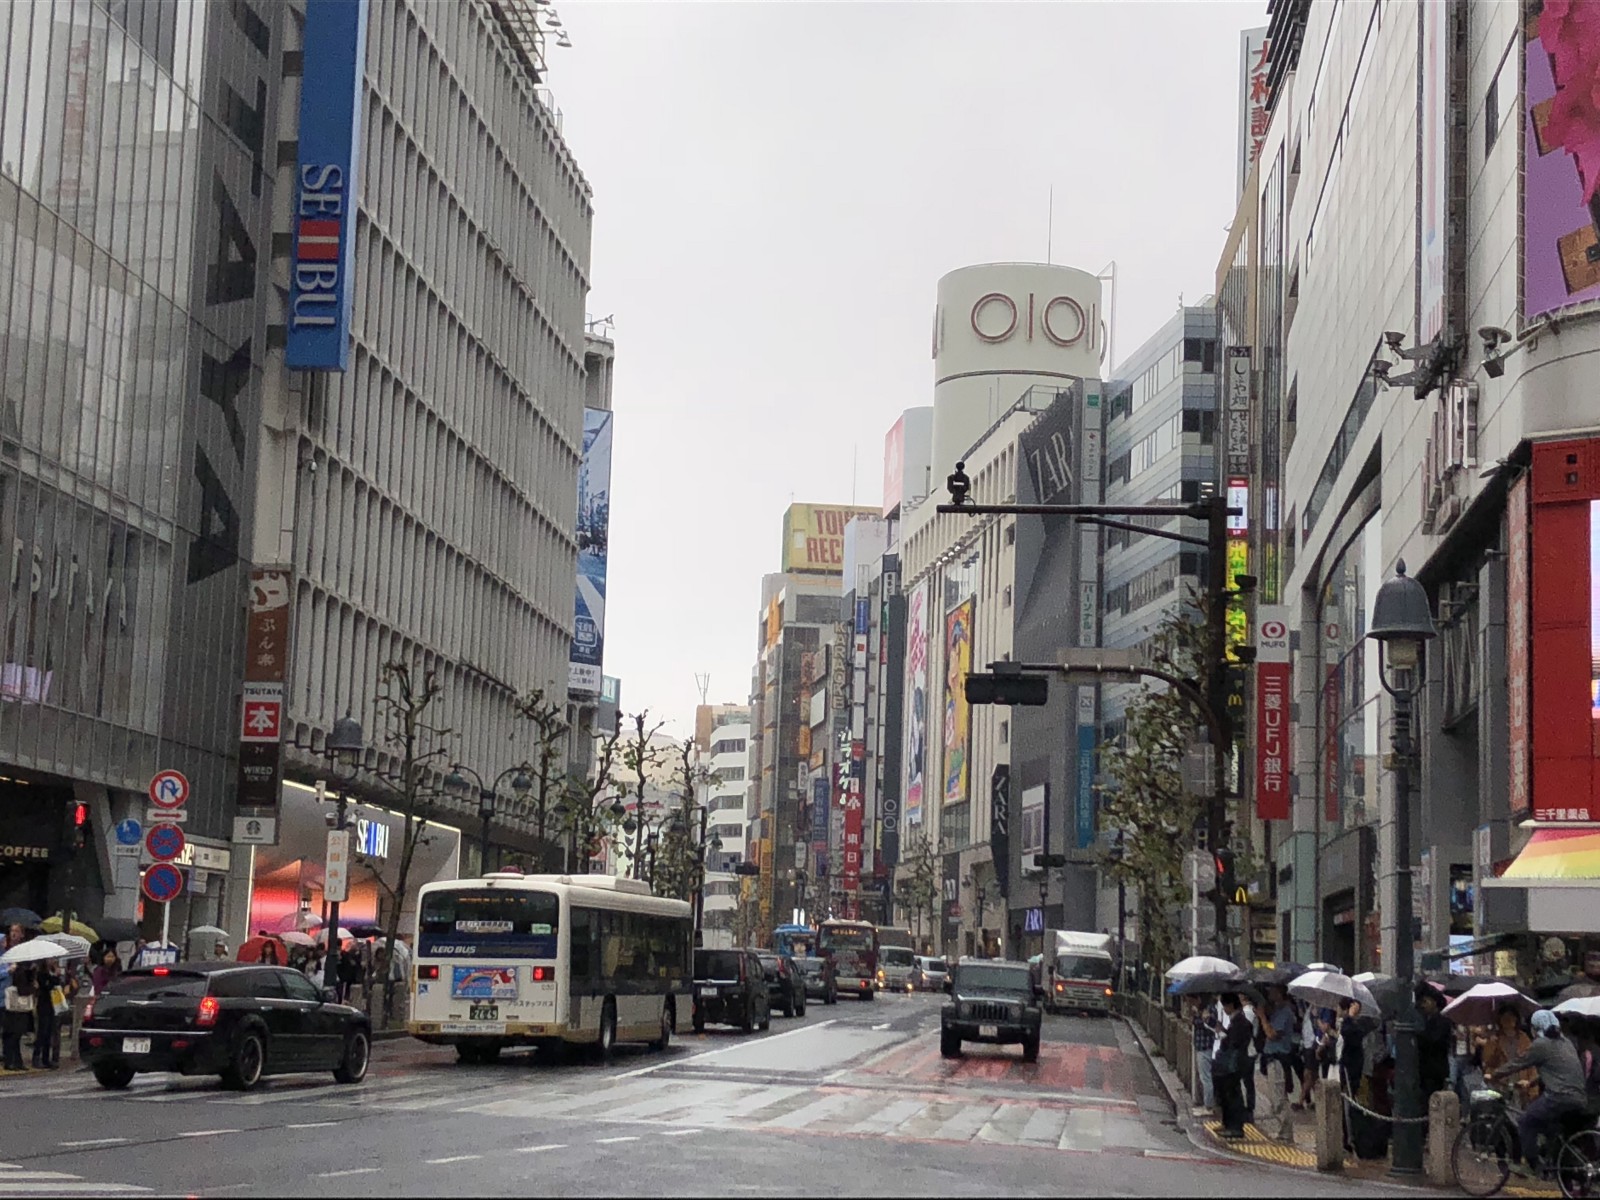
[419,889,559,958]
[819,924,873,948]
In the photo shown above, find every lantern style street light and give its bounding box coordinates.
[1366,559,1437,1177]
[446,762,534,873]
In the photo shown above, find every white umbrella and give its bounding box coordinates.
[314,927,355,943]
[1441,981,1539,1027]
[1166,955,1241,980]
[39,933,91,959]
[1351,971,1389,984]
[1554,995,1600,1017]
[279,931,316,948]
[1307,962,1345,974]
[188,925,228,939]
[1,939,72,965]
[1289,969,1378,1013]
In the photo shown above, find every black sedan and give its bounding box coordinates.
[80,963,371,1091]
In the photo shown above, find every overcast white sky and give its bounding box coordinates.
[551,1,1265,737]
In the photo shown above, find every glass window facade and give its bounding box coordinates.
[1317,518,1384,834]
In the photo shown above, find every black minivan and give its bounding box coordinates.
[80,963,372,1091]
[690,949,770,1033]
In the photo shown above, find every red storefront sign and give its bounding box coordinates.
[1255,609,1291,820]
[1507,474,1530,818]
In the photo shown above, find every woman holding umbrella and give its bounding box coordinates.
[1,925,30,1071]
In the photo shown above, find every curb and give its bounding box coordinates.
[1117,1013,1190,1132]
[373,1029,410,1042]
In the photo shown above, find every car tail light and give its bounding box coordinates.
[88,1036,103,1047]
[172,1040,189,1050]
[417,965,439,981]
[196,996,221,1027]
[531,967,549,982]
[153,967,170,976]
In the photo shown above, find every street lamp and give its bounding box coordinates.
[322,713,365,993]
[447,763,534,874]
[1366,558,1437,1178]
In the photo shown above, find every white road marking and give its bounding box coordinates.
[659,1128,703,1137]
[58,1138,130,1148]
[0,1186,149,1196]
[315,1168,382,1179]
[425,1154,482,1164]
[177,1129,241,1138]
[514,1144,566,1154]
[872,1023,891,1030]
[593,1136,638,1145]
[285,1122,340,1130]
[614,1019,838,1079]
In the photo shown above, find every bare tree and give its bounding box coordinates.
[555,717,625,874]
[618,710,667,877]
[515,685,569,871]
[353,661,452,1029]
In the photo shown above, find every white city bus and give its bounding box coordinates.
[408,871,692,1063]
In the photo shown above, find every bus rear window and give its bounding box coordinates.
[419,890,559,957]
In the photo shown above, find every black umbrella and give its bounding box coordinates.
[348,924,386,939]
[0,907,42,929]
[1174,973,1263,1005]
[1249,962,1310,986]
[92,917,141,944]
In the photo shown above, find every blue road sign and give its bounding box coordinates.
[115,819,142,846]
[146,824,186,864]
[141,863,184,904]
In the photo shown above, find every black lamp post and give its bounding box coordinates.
[322,712,366,993]
[446,763,534,875]
[1367,559,1437,1177]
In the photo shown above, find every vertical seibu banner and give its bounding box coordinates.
[1255,606,1291,820]
[286,0,370,371]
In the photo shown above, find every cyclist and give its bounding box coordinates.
[1486,1009,1589,1174]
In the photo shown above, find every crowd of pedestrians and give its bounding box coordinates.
[1,923,85,1072]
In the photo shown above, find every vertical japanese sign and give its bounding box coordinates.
[1507,476,1530,817]
[843,741,864,917]
[943,600,974,805]
[1237,28,1270,197]
[904,582,929,825]
[285,0,369,370]
[1225,347,1252,477]
[236,568,292,840]
[1255,607,1292,820]
[1076,693,1096,849]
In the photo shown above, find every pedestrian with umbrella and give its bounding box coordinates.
[1416,983,1453,1102]
[1,925,31,1071]
[1213,992,1254,1139]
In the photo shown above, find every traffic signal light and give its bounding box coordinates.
[1214,847,1248,905]
[965,671,1049,707]
[68,801,89,851]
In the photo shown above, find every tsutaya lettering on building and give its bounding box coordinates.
[1255,606,1291,821]
[285,0,370,371]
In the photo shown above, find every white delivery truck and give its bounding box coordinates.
[1043,930,1115,1014]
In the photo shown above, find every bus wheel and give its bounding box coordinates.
[652,1000,674,1052]
[595,999,618,1061]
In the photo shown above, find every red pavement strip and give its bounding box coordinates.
[862,1038,1136,1100]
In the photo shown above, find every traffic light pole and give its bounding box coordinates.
[942,490,1240,958]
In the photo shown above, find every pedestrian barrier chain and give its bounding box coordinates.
[1337,1087,1433,1125]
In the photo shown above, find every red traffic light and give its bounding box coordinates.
[73,803,88,827]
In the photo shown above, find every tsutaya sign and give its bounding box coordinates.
[285,0,370,371]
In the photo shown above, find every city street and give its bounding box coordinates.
[1,997,1405,1197]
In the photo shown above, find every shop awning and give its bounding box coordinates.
[1498,828,1600,880]
[1483,828,1600,934]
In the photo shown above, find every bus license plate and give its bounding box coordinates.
[469,1004,499,1021]
[122,1037,152,1055]
[979,1024,998,1038]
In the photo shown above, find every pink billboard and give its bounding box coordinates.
[883,416,906,517]
[1524,1,1600,320]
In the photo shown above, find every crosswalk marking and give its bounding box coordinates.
[0,1161,149,1195]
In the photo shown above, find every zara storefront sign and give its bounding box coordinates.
[285,0,370,371]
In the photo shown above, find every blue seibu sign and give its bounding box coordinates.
[286,0,370,371]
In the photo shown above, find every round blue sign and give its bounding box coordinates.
[141,863,184,904]
[146,824,185,863]
[115,819,142,846]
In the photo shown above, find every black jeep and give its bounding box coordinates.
[940,957,1044,1062]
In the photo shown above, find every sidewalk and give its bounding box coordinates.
[1119,1012,1560,1195]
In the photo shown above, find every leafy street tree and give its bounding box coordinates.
[515,685,569,871]
[352,660,452,1029]
[651,738,718,903]
[897,828,941,951]
[1097,591,1216,978]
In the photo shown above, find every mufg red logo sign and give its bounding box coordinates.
[286,0,370,372]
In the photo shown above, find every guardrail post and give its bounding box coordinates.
[1426,1089,1459,1185]
[1314,1076,1344,1172]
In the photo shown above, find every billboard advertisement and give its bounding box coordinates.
[569,408,613,694]
[1509,475,1530,817]
[1255,607,1292,821]
[1524,3,1600,320]
[1237,28,1270,197]
[883,416,906,517]
[943,599,974,805]
[781,504,879,576]
[905,581,929,825]
[1418,0,1450,343]
[286,0,369,371]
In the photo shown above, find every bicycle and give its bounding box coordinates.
[1452,1088,1600,1199]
